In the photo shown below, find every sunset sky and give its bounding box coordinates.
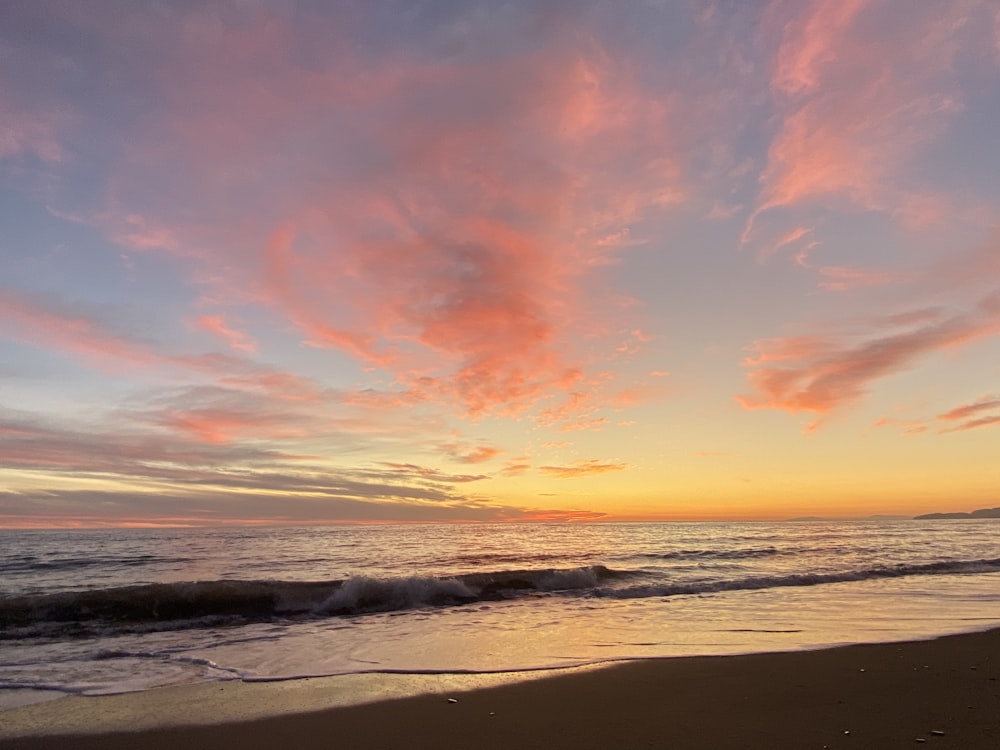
[1,0,998,527]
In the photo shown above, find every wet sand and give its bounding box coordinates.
[2,628,998,749]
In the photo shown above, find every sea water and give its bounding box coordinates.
[2,520,999,710]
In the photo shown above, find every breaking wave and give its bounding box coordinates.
[3,558,998,640]
[0,565,625,639]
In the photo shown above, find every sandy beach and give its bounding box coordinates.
[2,627,998,749]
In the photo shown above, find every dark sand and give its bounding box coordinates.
[2,628,998,749]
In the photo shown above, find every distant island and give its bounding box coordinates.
[914,507,1000,520]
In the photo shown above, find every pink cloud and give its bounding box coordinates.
[52,6,686,427]
[0,289,333,412]
[817,266,917,291]
[743,0,979,248]
[771,0,869,95]
[196,314,257,353]
[0,289,160,369]
[738,294,1000,418]
[759,225,815,263]
[153,407,309,445]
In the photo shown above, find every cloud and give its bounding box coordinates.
[0,488,603,527]
[938,414,1000,434]
[0,288,162,369]
[13,3,687,427]
[876,394,1000,436]
[759,225,815,263]
[538,459,628,478]
[0,289,336,409]
[501,461,531,477]
[937,396,1000,422]
[738,292,1000,420]
[0,406,482,511]
[817,266,917,292]
[743,0,982,249]
[437,443,502,465]
[378,462,488,484]
[196,314,256,353]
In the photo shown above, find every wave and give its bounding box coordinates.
[635,546,781,561]
[0,565,626,639]
[2,558,998,640]
[0,554,195,574]
[599,557,1000,599]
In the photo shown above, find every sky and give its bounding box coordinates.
[1,0,999,527]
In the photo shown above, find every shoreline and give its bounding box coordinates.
[2,627,999,749]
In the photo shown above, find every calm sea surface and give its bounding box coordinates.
[2,521,999,710]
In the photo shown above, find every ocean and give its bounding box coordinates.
[2,520,999,712]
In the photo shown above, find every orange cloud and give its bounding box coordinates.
[738,293,1000,418]
[501,461,531,477]
[939,415,1000,433]
[937,396,1000,422]
[377,463,488,484]
[934,395,1000,434]
[437,443,502,465]
[874,394,1000,436]
[539,459,628,478]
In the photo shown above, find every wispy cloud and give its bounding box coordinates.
[437,443,502,465]
[539,459,628,478]
[738,292,1000,424]
[938,396,1000,422]
[876,394,1000,436]
[0,288,161,369]
[196,314,256,354]
[0,488,604,527]
[743,0,984,249]
[26,4,688,427]
[817,266,917,292]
